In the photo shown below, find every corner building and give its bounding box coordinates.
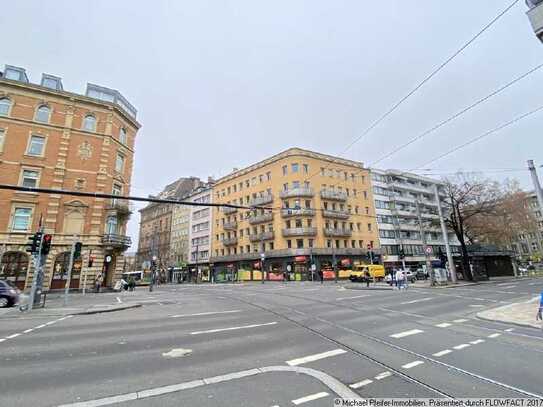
[0,64,140,290]
[210,148,379,281]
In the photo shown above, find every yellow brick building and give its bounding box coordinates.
[210,148,379,281]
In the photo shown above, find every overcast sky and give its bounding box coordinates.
[2,0,542,247]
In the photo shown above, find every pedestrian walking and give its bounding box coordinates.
[536,290,543,327]
[365,270,371,288]
[395,269,405,290]
[128,276,136,291]
[94,272,103,293]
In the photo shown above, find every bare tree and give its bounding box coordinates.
[441,174,503,281]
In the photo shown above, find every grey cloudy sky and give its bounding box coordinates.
[2,0,541,245]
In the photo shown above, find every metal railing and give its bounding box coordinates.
[249,231,275,242]
[281,208,316,217]
[223,221,238,230]
[281,227,317,237]
[223,206,237,214]
[279,187,314,199]
[102,234,132,247]
[320,189,347,201]
[323,228,352,237]
[322,209,350,219]
[221,236,238,246]
[248,212,274,224]
[249,194,274,206]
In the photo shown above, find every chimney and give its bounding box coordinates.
[207,176,215,184]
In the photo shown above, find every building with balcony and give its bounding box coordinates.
[0,64,140,290]
[527,0,543,42]
[509,191,543,261]
[210,148,379,281]
[370,169,460,271]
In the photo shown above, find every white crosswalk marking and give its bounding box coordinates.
[390,329,424,338]
[286,349,347,366]
[375,371,392,380]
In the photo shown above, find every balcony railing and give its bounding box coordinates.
[281,208,316,218]
[323,228,352,237]
[222,236,238,246]
[282,227,317,237]
[223,206,237,214]
[249,231,275,242]
[248,212,274,224]
[249,194,274,206]
[322,209,350,220]
[223,221,237,230]
[279,187,314,199]
[106,199,133,217]
[102,234,132,248]
[320,189,347,201]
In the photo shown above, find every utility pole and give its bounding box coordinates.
[528,160,543,214]
[195,243,199,284]
[28,226,45,311]
[433,184,457,284]
[260,235,265,284]
[63,236,77,306]
[416,200,434,286]
[333,245,338,284]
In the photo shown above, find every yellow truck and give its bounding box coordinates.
[349,264,385,282]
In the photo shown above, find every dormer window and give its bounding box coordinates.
[41,74,63,91]
[3,65,28,82]
[83,114,96,132]
[35,105,51,123]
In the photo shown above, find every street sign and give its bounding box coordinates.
[286,265,292,272]
[152,255,157,261]
[425,246,432,255]
[260,253,265,261]
[311,264,316,271]
[105,255,112,263]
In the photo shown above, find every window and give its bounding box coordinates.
[35,105,50,123]
[259,174,263,183]
[83,115,97,131]
[292,163,299,173]
[119,127,127,144]
[0,98,11,116]
[296,239,304,248]
[367,223,372,232]
[303,164,309,174]
[283,183,289,191]
[287,239,292,248]
[292,181,300,189]
[0,128,5,152]
[21,169,39,188]
[266,171,271,181]
[115,153,125,173]
[27,135,45,156]
[269,242,274,250]
[363,191,368,199]
[282,165,288,175]
[12,208,32,231]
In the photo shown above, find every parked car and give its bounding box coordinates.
[415,268,428,280]
[0,280,20,308]
[385,270,416,285]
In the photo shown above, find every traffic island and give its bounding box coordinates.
[476,297,542,329]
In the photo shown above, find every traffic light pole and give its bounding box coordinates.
[416,200,434,286]
[27,228,44,312]
[63,238,77,306]
[433,184,457,284]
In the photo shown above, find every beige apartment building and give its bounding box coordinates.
[0,64,140,290]
[210,148,379,281]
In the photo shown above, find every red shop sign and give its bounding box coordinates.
[340,259,351,267]
[253,262,261,269]
[295,256,307,263]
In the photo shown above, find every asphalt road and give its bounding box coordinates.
[1,277,542,407]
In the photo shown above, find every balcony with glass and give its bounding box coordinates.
[249,194,274,206]
[223,220,237,230]
[222,236,238,246]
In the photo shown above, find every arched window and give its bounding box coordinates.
[119,127,127,144]
[0,97,12,116]
[51,252,82,290]
[0,252,29,289]
[106,216,118,234]
[83,114,96,132]
[35,105,51,123]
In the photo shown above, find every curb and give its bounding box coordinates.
[475,297,542,330]
[475,314,542,330]
[344,285,393,291]
[72,303,142,315]
[0,303,142,319]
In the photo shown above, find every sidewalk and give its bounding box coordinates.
[0,291,142,319]
[477,297,542,329]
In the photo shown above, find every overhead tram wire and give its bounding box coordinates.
[369,62,543,167]
[303,0,521,184]
[410,104,543,171]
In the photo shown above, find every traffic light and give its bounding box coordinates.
[74,242,83,260]
[399,248,405,259]
[26,232,42,254]
[41,234,52,255]
[88,255,95,268]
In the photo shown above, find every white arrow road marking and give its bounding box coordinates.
[390,329,423,338]
[286,349,347,366]
[190,322,277,335]
[292,392,329,405]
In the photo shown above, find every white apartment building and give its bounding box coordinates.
[187,184,214,279]
[371,169,460,270]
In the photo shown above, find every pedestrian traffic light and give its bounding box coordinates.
[88,254,95,268]
[41,234,52,255]
[26,232,42,254]
[74,242,83,260]
[399,248,405,259]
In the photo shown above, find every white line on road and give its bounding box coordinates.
[190,322,277,335]
[453,319,468,323]
[292,392,329,405]
[286,349,347,366]
[375,371,392,380]
[497,283,513,286]
[35,324,46,329]
[435,323,452,328]
[453,344,471,350]
[433,350,452,357]
[402,361,424,369]
[6,333,21,339]
[23,329,33,333]
[350,379,373,389]
[470,339,485,345]
[0,339,5,343]
[390,329,424,339]
[488,333,502,338]
[400,297,434,305]
[469,305,485,308]
[336,295,367,301]
[504,328,515,332]
[116,297,122,303]
[171,310,241,318]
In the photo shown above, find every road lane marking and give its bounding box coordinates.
[292,392,329,405]
[453,344,470,350]
[499,285,516,289]
[350,379,373,389]
[6,333,21,339]
[453,319,468,323]
[389,329,423,338]
[470,339,485,345]
[171,310,241,318]
[375,371,392,380]
[488,333,502,338]
[190,322,277,335]
[23,329,33,333]
[433,350,452,357]
[286,349,347,366]
[469,305,485,308]
[435,323,452,328]
[497,283,513,286]
[116,297,122,303]
[336,295,367,301]
[0,339,5,343]
[400,297,434,305]
[504,328,515,332]
[402,361,424,369]
[35,324,46,329]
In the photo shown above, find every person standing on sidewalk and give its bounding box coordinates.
[94,272,103,293]
[537,290,543,325]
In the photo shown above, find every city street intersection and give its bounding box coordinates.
[1,278,543,407]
